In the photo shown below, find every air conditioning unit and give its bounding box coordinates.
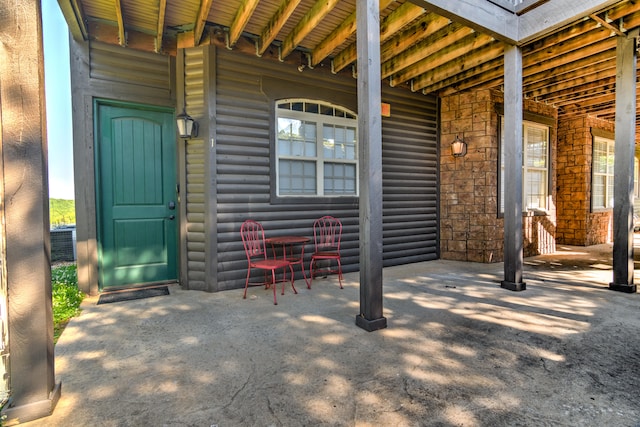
[50,225,76,262]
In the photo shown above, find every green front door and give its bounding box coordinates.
[96,101,177,289]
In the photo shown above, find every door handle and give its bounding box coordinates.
[168,215,175,220]
[168,201,176,210]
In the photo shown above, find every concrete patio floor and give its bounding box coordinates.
[24,244,640,426]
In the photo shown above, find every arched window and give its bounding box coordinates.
[276,99,358,197]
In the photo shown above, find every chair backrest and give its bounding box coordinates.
[241,220,267,261]
[313,216,342,252]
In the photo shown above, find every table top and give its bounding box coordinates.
[265,235,310,244]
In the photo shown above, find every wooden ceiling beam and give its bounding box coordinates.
[603,1,640,21]
[56,0,89,40]
[391,31,494,85]
[311,0,398,67]
[523,37,617,79]
[412,0,518,42]
[536,78,616,104]
[383,24,474,79]
[590,13,625,36]
[156,0,167,53]
[332,2,427,73]
[525,59,616,96]
[525,67,616,98]
[257,0,303,56]
[438,56,504,95]
[194,0,215,46]
[522,26,615,67]
[559,92,617,112]
[550,88,618,108]
[516,0,623,43]
[114,0,126,46]
[228,0,260,48]
[381,13,450,62]
[280,0,341,59]
[413,41,504,93]
[522,17,598,57]
[524,49,615,91]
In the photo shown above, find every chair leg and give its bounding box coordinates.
[289,264,297,294]
[337,259,343,289]
[308,259,315,289]
[302,262,310,289]
[243,269,251,299]
[271,270,278,305]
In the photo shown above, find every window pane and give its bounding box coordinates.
[526,127,547,168]
[279,160,316,194]
[593,141,608,174]
[324,163,356,195]
[305,103,319,114]
[593,175,605,208]
[525,170,546,209]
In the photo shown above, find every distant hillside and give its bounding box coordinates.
[50,199,75,227]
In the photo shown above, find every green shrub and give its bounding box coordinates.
[52,264,83,342]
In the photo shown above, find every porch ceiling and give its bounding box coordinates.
[58,0,640,128]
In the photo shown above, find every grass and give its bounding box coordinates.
[52,264,84,343]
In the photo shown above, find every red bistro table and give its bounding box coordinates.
[265,235,311,288]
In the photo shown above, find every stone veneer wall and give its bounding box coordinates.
[556,115,615,245]
[440,89,557,262]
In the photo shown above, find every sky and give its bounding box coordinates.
[42,0,74,200]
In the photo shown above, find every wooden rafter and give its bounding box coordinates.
[332,2,428,73]
[228,0,260,48]
[257,0,303,56]
[114,0,126,46]
[156,0,167,53]
[194,0,215,46]
[524,52,615,94]
[413,41,504,93]
[385,25,476,81]
[381,14,450,63]
[279,0,340,60]
[531,67,618,101]
[56,0,89,40]
[545,78,616,105]
[55,0,640,128]
[590,13,626,36]
[311,0,397,67]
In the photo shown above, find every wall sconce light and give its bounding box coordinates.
[176,109,198,139]
[451,134,467,157]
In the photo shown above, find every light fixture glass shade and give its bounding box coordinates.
[176,110,195,139]
[451,135,467,157]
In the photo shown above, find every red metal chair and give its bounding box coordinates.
[309,216,343,289]
[241,220,296,304]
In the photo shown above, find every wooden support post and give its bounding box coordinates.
[0,0,61,423]
[610,29,638,293]
[501,44,526,292]
[355,0,387,331]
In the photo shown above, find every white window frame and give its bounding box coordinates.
[276,99,358,197]
[591,136,615,211]
[500,118,550,213]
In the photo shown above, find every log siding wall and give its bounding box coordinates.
[205,47,439,291]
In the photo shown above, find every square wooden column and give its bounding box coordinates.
[501,44,526,292]
[355,0,387,331]
[610,29,638,293]
[0,0,61,423]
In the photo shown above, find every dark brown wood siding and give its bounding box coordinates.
[70,40,175,296]
[210,47,438,291]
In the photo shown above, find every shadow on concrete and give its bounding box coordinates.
[23,243,640,426]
